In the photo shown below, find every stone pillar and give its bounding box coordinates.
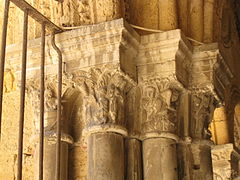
[143,137,178,180]
[126,0,178,33]
[191,140,214,180]
[126,138,142,180]
[138,77,182,180]
[77,66,135,180]
[34,133,72,180]
[212,144,240,180]
[189,89,215,180]
[30,84,73,180]
[88,133,125,180]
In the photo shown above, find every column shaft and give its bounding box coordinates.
[34,138,69,180]
[88,132,125,180]
[126,139,142,180]
[143,138,178,180]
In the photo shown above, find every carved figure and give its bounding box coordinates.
[45,86,58,111]
[76,66,135,127]
[141,84,177,133]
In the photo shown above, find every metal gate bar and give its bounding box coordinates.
[51,33,63,180]
[39,23,46,180]
[0,0,64,180]
[17,9,29,180]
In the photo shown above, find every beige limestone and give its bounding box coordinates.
[210,107,230,145]
[34,140,69,180]
[143,138,178,180]
[0,0,240,177]
[88,133,125,180]
[191,140,213,180]
[126,138,142,180]
[212,144,240,180]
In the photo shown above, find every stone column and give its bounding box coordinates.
[139,77,182,180]
[87,132,125,180]
[189,88,216,180]
[126,138,142,180]
[78,66,135,180]
[143,137,178,180]
[212,144,240,180]
[34,133,72,180]
[29,84,73,180]
[126,0,178,34]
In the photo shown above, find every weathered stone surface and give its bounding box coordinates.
[191,140,213,180]
[212,144,240,180]
[34,140,69,180]
[88,133,124,180]
[210,107,230,145]
[126,139,142,180]
[142,138,178,180]
[0,0,240,177]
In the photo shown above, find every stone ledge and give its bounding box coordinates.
[6,18,140,81]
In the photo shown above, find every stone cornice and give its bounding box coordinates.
[137,29,192,87]
[213,53,234,100]
[190,43,219,88]
[6,19,140,81]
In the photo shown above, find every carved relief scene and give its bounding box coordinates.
[1,0,240,180]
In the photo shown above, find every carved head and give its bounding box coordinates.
[145,86,157,98]
[107,84,115,97]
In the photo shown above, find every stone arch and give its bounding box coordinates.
[61,87,81,137]
[61,87,88,180]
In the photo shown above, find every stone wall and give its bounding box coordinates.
[0,0,231,44]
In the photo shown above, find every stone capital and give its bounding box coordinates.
[138,75,184,138]
[69,64,136,136]
[190,86,217,140]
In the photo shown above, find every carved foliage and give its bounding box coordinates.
[26,77,58,131]
[190,88,215,139]
[140,75,182,134]
[69,65,135,127]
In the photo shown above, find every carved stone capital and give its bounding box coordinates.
[68,64,136,134]
[26,77,59,131]
[190,87,216,140]
[139,75,183,137]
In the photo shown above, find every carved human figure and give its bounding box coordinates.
[141,86,170,132]
[45,87,58,111]
[191,92,214,139]
[108,84,124,125]
[84,84,102,126]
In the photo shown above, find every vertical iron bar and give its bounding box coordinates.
[51,33,62,180]
[39,23,45,180]
[0,0,10,139]
[17,9,28,180]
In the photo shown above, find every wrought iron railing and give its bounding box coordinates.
[0,0,64,179]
